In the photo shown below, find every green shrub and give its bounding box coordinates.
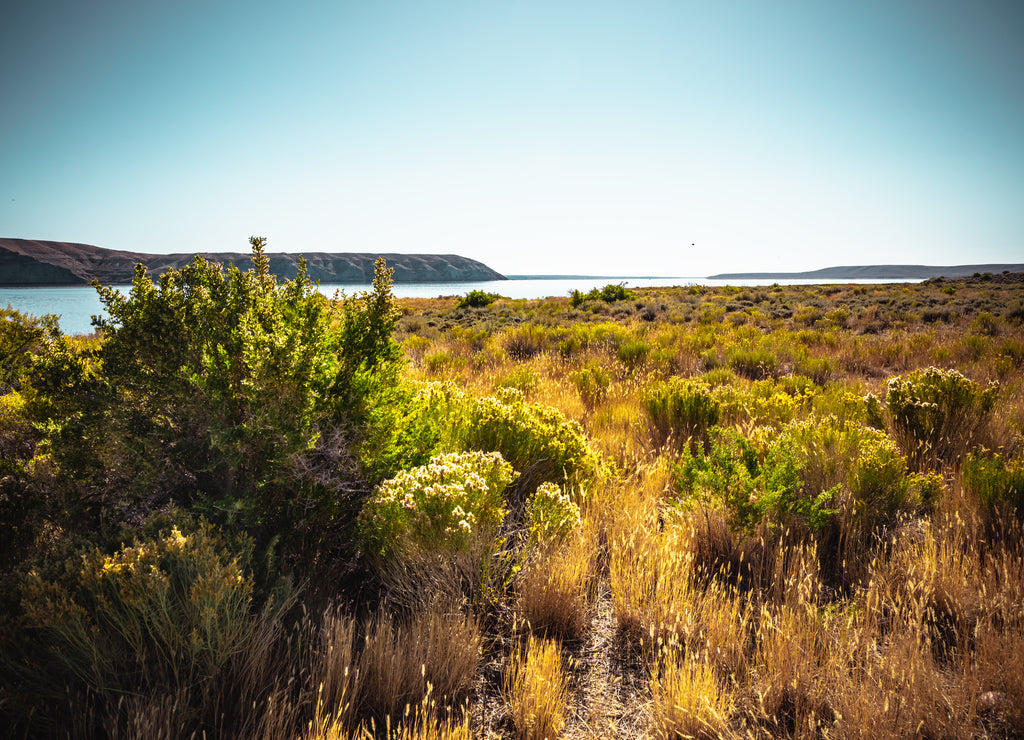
[962,450,1024,516]
[27,239,403,558]
[884,367,998,471]
[457,389,601,492]
[358,451,515,560]
[569,283,637,306]
[674,428,837,534]
[644,377,721,452]
[456,290,503,309]
[777,416,931,532]
[0,308,57,393]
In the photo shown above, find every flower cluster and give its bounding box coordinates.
[527,482,581,541]
[360,450,515,559]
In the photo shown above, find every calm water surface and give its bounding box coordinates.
[2,276,913,336]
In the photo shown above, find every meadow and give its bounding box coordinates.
[1,246,1022,739]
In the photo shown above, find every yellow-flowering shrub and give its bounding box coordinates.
[7,523,257,724]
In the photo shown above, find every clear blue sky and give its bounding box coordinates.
[2,1,1022,276]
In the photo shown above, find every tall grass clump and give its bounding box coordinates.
[503,635,569,740]
[517,532,595,642]
[884,367,998,471]
[649,645,734,740]
[568,361,612,411]
[356,607,481,723]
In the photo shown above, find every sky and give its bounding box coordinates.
[1,1,1022,277]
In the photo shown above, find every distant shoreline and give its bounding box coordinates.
[708,264,1024,280]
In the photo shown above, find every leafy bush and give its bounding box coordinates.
[776,415,939,560]
[27,239,402,557]
[884,367,998,471]
[456,290,503,309]
[454,388,601,492]
[358,451,515,560]
[644,377,721,452]
[674,428,836,534]
[962,450,1024,516]
[0,308,58,393]
[569,283,637,306]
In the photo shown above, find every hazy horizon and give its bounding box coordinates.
[3,1,1022,276]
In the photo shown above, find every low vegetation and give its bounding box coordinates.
[2,249,1023,738]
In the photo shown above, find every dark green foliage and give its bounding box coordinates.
[674,428,837,534]
[0,308,58,393]
[27,238,403,556]
[457,290,503,309]
[569,282,637,307]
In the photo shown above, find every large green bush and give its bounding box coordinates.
[457,388,601,492]
[777,415,932,528]
[25,238,402,558]
[673,427,832,534]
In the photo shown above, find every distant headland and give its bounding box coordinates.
[708,264,1024,280]
[0,238,507,286]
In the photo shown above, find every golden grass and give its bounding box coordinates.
[517,531,597,643]
[649,645,735,740]
[503,635,570,740]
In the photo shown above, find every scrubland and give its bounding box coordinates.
[1,248,1023,739]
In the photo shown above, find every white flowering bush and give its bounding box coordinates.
[527,482,581,541]
[359,451,516,559]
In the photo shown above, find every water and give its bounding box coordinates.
[1,276,916,336]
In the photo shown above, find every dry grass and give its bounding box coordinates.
[503,635,571,740]
[649,645,735,740]
[517,531,597,643]
[357,606,482,722]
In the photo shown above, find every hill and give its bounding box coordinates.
[0,238,506,286]
[708,263,1024,280]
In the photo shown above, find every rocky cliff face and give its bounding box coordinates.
[0,239,507,285]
